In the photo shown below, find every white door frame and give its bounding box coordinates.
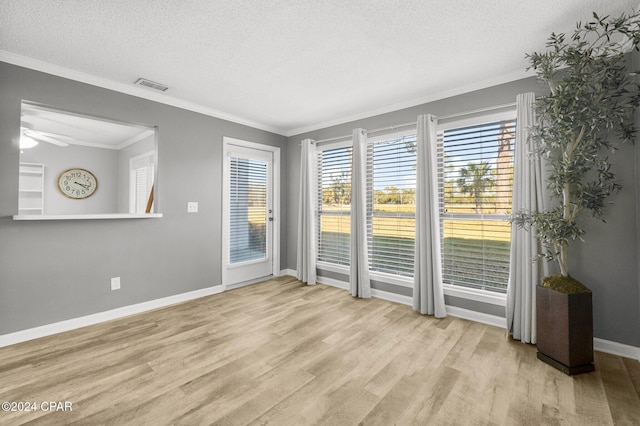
[222,136,280,289]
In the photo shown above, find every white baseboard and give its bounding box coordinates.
[280,268,296,277]
[0,285,224,348]
[318,277,414,306]
[318,274,505,328]
[445,306,506,329]
[370,288,412,306]
[226,275,275,291]
[594,338,640,361]
[317,276,349,290]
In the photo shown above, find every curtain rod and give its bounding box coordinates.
[310,121,416,145]
[306,101,518,145]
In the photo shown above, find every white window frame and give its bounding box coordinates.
[312,112,514,306]
[315,131,418,289]
[316,138,352,274]
[437,110,516,306]
[367,128,418,288]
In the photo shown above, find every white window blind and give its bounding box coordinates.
[367,134,417,277]
[129,152,155,213]
[229,156,268,264]
[134,167,149,213]
[438,119,516,292]
[317,146,352,266]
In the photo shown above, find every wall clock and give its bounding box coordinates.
[58,168,98,199]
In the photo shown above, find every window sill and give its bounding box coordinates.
[13,213,163,221]
[316,261,349,275]
[370,271,413,288]
[316,262,507,306]
[443,284,506,307]
[317,262,414,289]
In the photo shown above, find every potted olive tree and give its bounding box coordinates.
[514,12,640,374]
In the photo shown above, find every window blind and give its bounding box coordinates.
[367,134,417,277]
[317,146,352,266]
[438,119,516,292]
[134,167,149,213]
[130,152,154,214]
[229,156,268,264]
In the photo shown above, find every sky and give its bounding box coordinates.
[319,121,515,193]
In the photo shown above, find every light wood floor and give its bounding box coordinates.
[0,276,639,425]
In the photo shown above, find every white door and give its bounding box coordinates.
[223,141,276,286]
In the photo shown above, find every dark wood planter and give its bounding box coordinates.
[536,285,594,375]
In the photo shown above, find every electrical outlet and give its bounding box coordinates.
[187,202,198,213]
[111,277,121,291]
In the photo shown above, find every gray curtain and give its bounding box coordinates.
[350,128,371,298]
[506,93,549,343]
[413,114,446,317]
[296,138,317,285]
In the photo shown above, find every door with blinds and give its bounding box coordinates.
[223,143,274,285]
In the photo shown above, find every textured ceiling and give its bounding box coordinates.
[1,0,638,136]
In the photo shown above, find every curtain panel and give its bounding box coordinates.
[350,128,372,298]
[413,114,446,317]
[296,138,317,285]
[506,92,549,343]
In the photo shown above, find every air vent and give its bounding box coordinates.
[134,78,168,92]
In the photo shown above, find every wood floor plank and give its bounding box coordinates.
[623,356,640,399]
[596,351,640,425]
[390,366,457,425]
[0,276,638,425]
[573,370,615,425]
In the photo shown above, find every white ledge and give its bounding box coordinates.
[13,213,163,221]
[443,284,507,307]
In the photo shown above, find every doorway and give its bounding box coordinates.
[222,137,280,287]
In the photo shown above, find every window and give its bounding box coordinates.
[315,132,417,279]
[313,114,516,297]
[437,116,516,293]
[229,156,268,264]
[367,132,417,277]
[317,145,352,266]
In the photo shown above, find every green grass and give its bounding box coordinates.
[442,237,510,292]
[317,232,350,266]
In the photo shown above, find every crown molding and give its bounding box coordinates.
[284,68,533,137]
[1,50,535,138]
[0,50,286,136]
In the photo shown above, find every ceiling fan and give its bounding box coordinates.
[20,120,73,148]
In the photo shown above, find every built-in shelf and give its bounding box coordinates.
[18,162,44,215]
[13,213,163,221]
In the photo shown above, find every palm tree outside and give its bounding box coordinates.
[456,162,495,213]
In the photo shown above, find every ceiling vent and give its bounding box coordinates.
[134,78,168,92]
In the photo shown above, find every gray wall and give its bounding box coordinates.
[286,76,640,347]
[21,142,119,214]
[0,62,287,334]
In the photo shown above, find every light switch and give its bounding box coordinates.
[187,202,199,213]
